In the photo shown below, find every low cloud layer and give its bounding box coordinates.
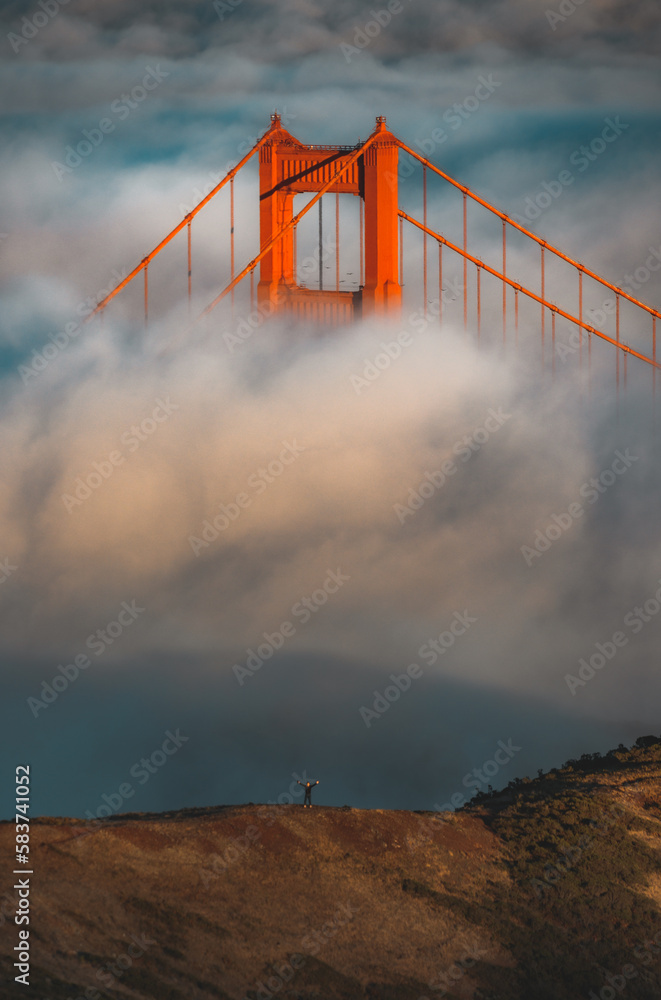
[2,304,661,815]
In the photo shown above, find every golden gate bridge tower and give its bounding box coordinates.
[257,113,401,324]
[87,112,660,404]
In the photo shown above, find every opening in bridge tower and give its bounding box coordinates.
[257,113,402,324]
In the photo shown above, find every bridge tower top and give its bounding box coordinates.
[257,113,401,322]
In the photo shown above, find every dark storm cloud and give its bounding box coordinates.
[2,0,661,63]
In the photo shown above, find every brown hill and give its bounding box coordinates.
[2,739,661,1000]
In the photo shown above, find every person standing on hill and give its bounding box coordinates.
[297,779,319,808]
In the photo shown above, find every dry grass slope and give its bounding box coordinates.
[1,738,661,1000]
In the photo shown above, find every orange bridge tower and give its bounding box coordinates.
[257,113,402,324]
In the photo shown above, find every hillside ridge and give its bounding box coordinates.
[2,737,661,1000]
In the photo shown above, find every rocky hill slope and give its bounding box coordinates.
[2,738,661,999]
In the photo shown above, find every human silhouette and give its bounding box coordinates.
[297,779,319,808]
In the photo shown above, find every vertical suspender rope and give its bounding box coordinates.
[187,218,192,319]
[616,293,620,404]
[502,220,507,343]
[515,289,519,345]
[293,224,297,283]
[588,309,592,399]
[335,191,340,292]
[230,177,235,313]
[463,192,467,330]
[399,215,404,287]
[250,268,254,311]
[552,311,556,378]
[423,166,428,318]
[541,247,545,365]
[144,262,148,328]
[654,317,657,408]
[578,270,583,369]
[477,264,481,341]
[438,242,442,327]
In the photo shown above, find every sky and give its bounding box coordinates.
[1,0,661,820]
